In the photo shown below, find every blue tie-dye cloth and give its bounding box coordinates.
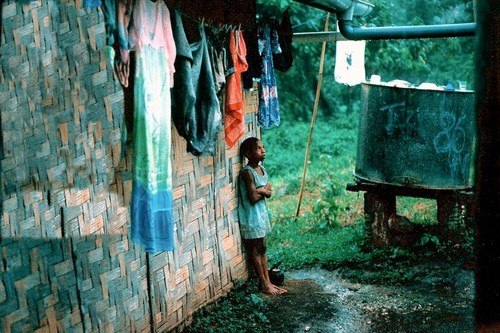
[129,44,175,253]
[257,25,281,129]
[83,0,101,8]
[107,0,177,253]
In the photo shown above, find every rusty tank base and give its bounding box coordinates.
[347,178,474,248]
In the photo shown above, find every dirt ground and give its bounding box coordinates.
[262,261,475,333]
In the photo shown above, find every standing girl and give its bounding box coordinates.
[238,137,286,295]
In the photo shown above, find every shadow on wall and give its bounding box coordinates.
[0,236,152,332]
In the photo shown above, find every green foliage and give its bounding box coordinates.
[184,280,272,333]
[359,0,476,86]
[418,233,441,247]
[396,197,437,225]
[309,155,349,230]
[412,203,475,259]
[261,112,359,183]
[258,0,476,122]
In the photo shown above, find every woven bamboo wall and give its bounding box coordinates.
[0,1,257,332]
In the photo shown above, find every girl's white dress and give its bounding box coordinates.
[238,164,272,239]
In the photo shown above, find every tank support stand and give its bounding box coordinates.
[347,181,474,248]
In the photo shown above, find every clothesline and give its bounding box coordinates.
[83,0,292,31]
[292,14,329,29]
[176,10,243,32]
[175,0,295,32]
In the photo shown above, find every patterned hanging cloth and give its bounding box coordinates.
[224,30,248,148]
[257,25,281,129]
[114,0,177,253]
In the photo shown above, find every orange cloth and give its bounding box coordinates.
[225,30,248,148]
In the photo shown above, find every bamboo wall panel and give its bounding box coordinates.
[0,1,255,332]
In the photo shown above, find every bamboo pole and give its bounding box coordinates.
[295,13,330,218]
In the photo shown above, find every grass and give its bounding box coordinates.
[267,216,366,269]
[263,113,369,269]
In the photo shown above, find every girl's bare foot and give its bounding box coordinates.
[261,283,287,295]
[275,285,288,293]
[270,283,287,294]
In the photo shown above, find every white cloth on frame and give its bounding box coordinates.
[334,39,366,86]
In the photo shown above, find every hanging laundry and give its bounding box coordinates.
[102,0,133,161]
[113,0,134,88]
[224,30,248,148]
[206,28,228,96]
[241,27,261,90]
[257,25,281,129]
[334,39,366,86]
[101,0,117,47]
[111,0,177,253]
[170,11,222,156]
[273,9,294,73]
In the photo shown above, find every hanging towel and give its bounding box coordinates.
[241,27,261,90]
[334,39,366,86]
[170,11,222,156]
[126,0,176,253]
[257,25,281,129]
[224,30,248,148]
[206,28,228,96]
[273,9,294,72]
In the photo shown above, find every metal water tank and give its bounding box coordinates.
[355,82,476,190]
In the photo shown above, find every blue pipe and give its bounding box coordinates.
[338,20,477,40]
[336,1,476,40]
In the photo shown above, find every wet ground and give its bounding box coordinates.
[263,261,475,333]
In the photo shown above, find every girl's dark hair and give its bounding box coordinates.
[240,137,259,159]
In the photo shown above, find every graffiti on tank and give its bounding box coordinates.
[381,102,420,140]
[433,111,469,181]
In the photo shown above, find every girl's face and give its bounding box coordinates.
[246,140,266,162]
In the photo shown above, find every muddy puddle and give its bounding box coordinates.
[263,261,475,333]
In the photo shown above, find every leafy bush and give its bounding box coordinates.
[184,280,272,333]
